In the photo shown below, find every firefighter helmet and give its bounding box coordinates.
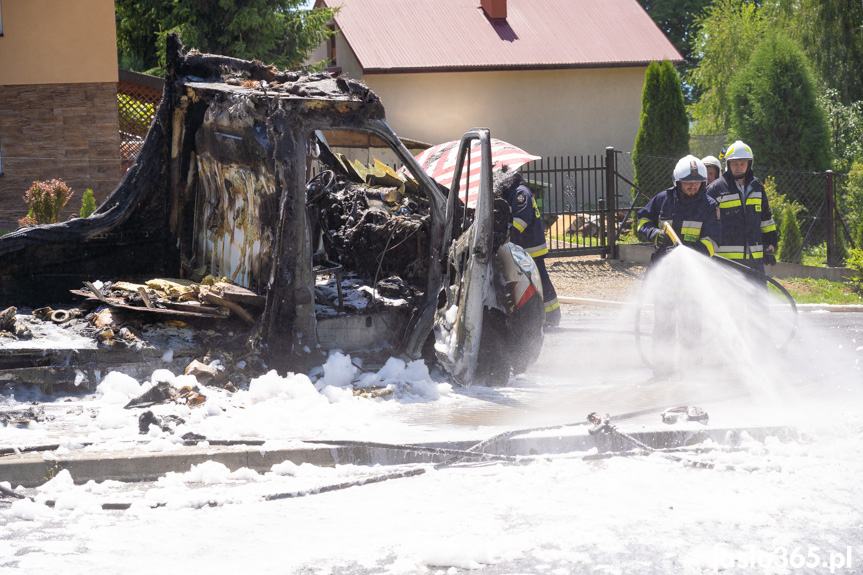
[724,140,754,170]
[673,155,707,184]
[701,155,722,173]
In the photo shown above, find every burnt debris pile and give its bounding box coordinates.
[70,278,265,329]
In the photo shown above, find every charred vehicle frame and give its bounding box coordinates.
[0,34,544,385]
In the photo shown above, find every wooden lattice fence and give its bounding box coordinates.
[117,69,164,173]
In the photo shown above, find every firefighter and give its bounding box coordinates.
[493,166,560,327]
[636,155,721,262]
[702,155,722,185]
[706,140,778,273]
[636,155,721,379]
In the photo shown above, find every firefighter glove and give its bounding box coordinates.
[651,230,673,249]
[692,242,710,257]
[764,251,776,265]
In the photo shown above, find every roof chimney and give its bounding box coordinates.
[481,0,507,20]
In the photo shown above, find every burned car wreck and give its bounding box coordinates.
[0,34,544,385]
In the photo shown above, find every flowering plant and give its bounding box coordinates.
[18,179,74,227]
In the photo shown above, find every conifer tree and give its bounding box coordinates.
[633,60,690,203]
[115,0,336,75]
[778,204,803,263]
[729,30,831,172]
[80,189,97,219]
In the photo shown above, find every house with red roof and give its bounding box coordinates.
[308,0,682,161]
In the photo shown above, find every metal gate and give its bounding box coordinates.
[520,147,620,258]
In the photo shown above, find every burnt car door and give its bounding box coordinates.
[433,129,495,385]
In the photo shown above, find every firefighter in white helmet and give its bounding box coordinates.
[636,155,721,263]
[701,155,722,185]
[706,140,778,272]
[636,155,721,379]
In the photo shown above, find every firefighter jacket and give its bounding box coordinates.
[495,170,548,258]
[706,171,778,262]
[636,185,721,258]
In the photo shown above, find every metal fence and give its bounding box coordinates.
[520,148,618,258]
[614,151,857,266]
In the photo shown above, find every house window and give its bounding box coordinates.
[0,1,4,36]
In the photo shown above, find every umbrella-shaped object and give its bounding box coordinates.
[405,138,540,207]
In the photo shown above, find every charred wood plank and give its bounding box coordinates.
[83,281,109,304]
[201,291,257,325]
[137,287,155,309]
[210,282,266,308]
[70,289,228,319]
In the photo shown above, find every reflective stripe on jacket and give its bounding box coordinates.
[636,186,721,257]
[505,183,548,257]
[707,172,777,261]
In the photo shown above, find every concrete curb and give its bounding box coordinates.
[1,445,343,488]
[0,443,468,488]
[1,425,797,489]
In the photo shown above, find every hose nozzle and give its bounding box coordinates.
[662,221,682,246]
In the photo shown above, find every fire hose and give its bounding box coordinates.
[587,412,718,469]
[634,222,798,370]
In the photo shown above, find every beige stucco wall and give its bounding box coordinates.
[362,68,646,159]
[306,43,328,68]
[0,0,118,85]
[334,32,363,80]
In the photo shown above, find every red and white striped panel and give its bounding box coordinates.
[407,139,539,208]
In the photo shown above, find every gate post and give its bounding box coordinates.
[605,147,618,259]
[826,170,836,267]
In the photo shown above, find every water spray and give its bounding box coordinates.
[634,222,799,370]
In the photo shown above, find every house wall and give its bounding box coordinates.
[334,32,364,80]
[304,30,364,80]
[362,67,647,161]
[307,43,329,68]
[0,0,118,85]
[0,0,121,231]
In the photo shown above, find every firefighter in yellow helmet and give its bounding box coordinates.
[706,140,778,274]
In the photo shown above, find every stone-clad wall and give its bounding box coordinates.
[0,82,122,232]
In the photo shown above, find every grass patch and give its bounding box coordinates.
[546,231,643,246]
[799,244,829,267]
[547,233,602,247]
[616,231,641,245]
[771,277,863,305]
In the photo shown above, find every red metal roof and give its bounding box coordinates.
[319,0,683,73]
